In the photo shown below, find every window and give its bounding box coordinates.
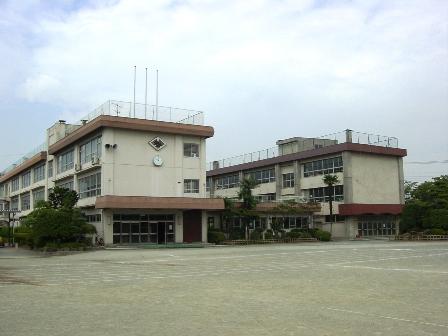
[21,192,31,210]
[325,215,345,222]
[303,156,343,177]
[33,188,45,205]
[248,217,267,230]
[48,160,53,178]
[184,143,199,157]
[78,172,101,199]
[56,178,74,191]
[216,174,240,189]
[10,196,19,210]
[246,168,275,184]
[271,216,309,230]
[358,217,396,236]
[308,185,344,202]
[282,173,295,188]
[57,149,74,173]
[33,164,46,183]
[0,184,6,198]
[84,214,102,222]
[184,179,199,193]
[255,193,276,202]
[206,178,210,192]
[22,171,31,188]
[11,177,20,192]
[80,136,102,164]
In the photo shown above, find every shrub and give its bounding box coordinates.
[430,228,446,235]
[285,231,302,239]
[264,230,274,240]
[250,229,263,241]
[229,228,245,240]
[13,226,33,246]
[208,230,226,244]
[0,226,9,238]
[315,229,331,242]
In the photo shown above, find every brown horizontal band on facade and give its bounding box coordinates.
[338,203,404,216]
[207,143,407,177]
[95,195,225,210]
[235,202,321,213]
[48,115,215,155]
[0,152,47,183]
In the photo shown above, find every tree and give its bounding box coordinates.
[23,188,95,248]
[236,177,259,239]
[48,186,79,209]
[323,174,340,236]
[401,175,448,233]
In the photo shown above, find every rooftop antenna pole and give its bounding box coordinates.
[133,65,136,118]
[144,67,148,119]
[156,69,159,120]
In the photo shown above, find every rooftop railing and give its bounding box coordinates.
[81,100,204,126]
[0,143,47,176]
[207,130,399,171]
[1,100,205,175]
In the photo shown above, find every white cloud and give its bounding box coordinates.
[0,0,447,180]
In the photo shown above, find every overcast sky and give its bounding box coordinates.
[0,0,447,182]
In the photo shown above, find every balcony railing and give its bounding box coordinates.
[207,130,399,171]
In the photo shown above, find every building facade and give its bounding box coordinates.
[0,101,224,245]
[206,130,406,239]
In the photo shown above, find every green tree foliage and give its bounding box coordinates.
[222,178,259,239]
[401,175,448,233]
[323,174,339,236]
[237,177,258,210]
[22,188,96,248]
[48,186,79,209]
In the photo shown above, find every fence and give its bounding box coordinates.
[81,100,204,126]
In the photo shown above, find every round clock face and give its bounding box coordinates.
[153,155,163,166]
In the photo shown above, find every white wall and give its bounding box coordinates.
[350,153,401,204]
[102,128,205,198]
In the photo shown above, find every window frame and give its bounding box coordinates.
[183,143,200,158]
[184,179,199,193]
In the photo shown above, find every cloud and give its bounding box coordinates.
[0,0,447,181]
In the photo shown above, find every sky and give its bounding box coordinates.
[0,0,447,183]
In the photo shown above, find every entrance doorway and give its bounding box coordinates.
[183,210,202,243]
[112,214,175,244]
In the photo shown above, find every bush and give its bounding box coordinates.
[264,229,274,240]
[285,231,301,239]
[208,230,226,244]
[229,228,245,240]
[249,229,263,240]
[0,226,9,238]
[429,228,446,235]
[315,229,331,241]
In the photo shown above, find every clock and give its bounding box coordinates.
[153,155,163,167]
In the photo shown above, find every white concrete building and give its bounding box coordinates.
[0,100,224,245]
[206,130,407,239]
